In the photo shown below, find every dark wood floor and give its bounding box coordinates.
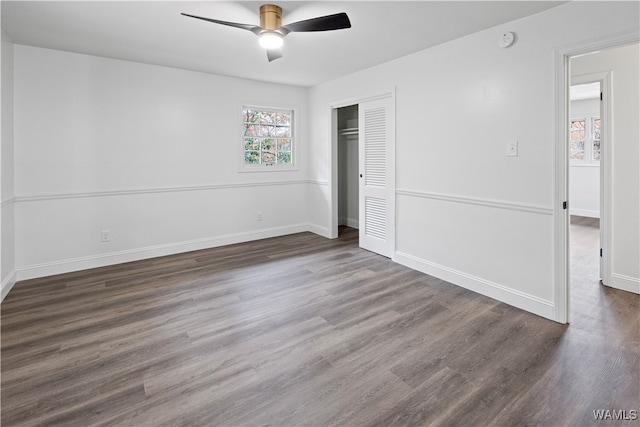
[2,226,638,426]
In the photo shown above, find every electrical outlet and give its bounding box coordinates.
[101,230,111,242]
[507,142,518,157]
[257,211,263,221]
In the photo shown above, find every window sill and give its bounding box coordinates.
[239,165,300,173]
[570,163,600,168]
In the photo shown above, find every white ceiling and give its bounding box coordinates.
[1,1,566,87]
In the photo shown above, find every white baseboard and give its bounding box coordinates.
[16,224,321,282]
[570,208,600,218]
[607,273,640,294]
[1,270,17,302]
[345,218,359,229]
[394,251,556,321]
[306,223,331,238]
[338,217,359,229]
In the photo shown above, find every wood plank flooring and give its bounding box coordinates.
[2,226,639,426]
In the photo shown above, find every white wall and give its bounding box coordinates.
[1,27,16,300]
[569,98,600,218]
[6,2,639,315]
[307,1,639,320]
[13,45,311,280]
[572,43,640,293]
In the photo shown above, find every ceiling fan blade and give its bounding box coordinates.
[181,13,262,36]
[266,47,283,62]
[281,12,351,34]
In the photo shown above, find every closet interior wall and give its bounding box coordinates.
[337,105,359,229]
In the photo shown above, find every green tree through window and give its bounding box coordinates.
[243,107,293,167]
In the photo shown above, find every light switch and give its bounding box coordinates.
[507,142,518,157]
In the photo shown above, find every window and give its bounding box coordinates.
[242,106,294,170]
[569,119,586,161]
[592,118,601,161]
[570,116,600,164]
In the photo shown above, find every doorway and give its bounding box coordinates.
[330,91,396,259]
[568,79,603,295]
[337,105,359,231]
[555,37,640,323]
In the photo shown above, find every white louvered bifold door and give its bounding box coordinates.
[358,96,394,258]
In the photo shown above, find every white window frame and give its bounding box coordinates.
[570,115,600,166]
[239,105,298,172]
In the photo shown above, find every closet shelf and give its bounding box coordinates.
[340,127,359,136]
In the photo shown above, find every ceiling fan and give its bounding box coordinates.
[182,4,351,62]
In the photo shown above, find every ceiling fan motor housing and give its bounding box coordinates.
[260,4,282,30]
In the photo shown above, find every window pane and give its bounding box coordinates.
[570,129,585,141]
[259,111,276,125]
[277,139,291,151]
[261,150,276,165]
[570,120,585,131]
[244,138,260,151]
[569,120,586,161]
[245,151,260,164]
[593,118,601,140]
[244,125,257,137]
[254,126,269,137]
[592,118,601,161]
[275,126,291,137]
[276,112,291,125]
[277,151,291,164]
[245,110,261,124]
[570,120,585,140]
[570,140,585,160]
[593,140,601,161]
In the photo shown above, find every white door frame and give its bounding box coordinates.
[553,30,639,324]
[329,90,396,251]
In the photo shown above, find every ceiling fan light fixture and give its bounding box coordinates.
[259,31,284,49]
[182,4,351,61]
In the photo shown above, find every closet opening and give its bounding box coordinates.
[336,104,359,234]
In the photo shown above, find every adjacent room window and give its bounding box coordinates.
[242,106,294,170]
[569,119,586,161]
[592,117,601,161]
[569,116,600,164]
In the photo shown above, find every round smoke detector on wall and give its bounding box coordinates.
[499,32,516,48]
